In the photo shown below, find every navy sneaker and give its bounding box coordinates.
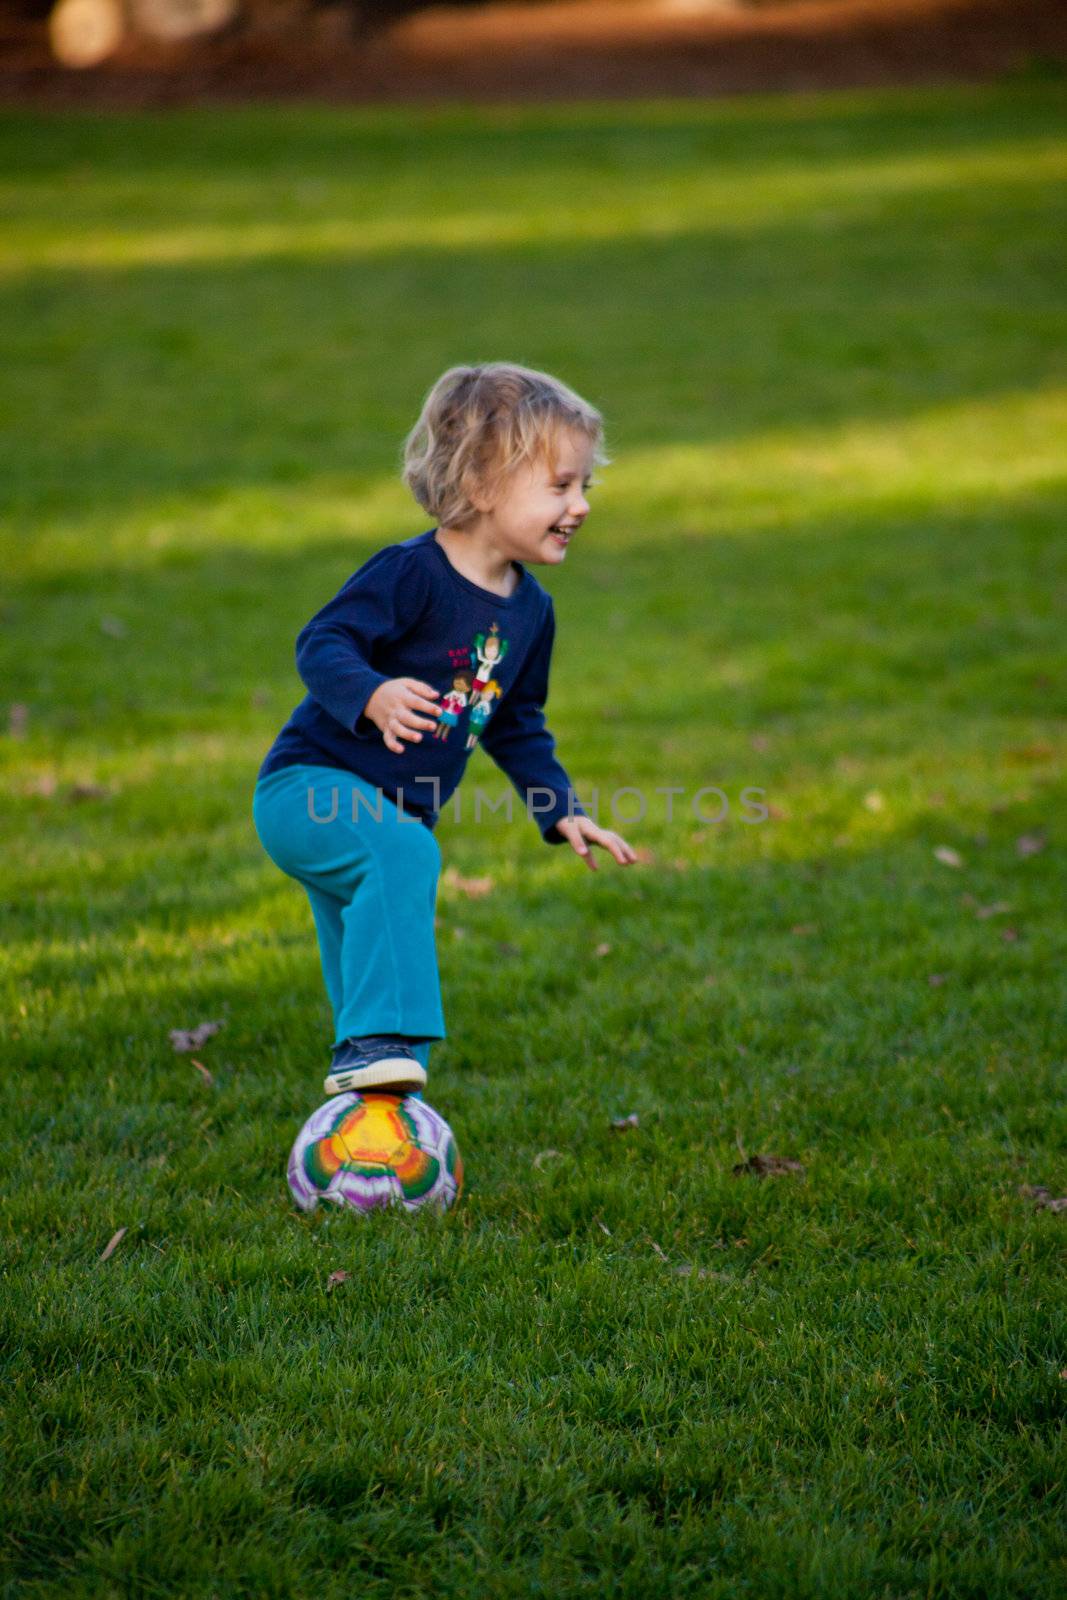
[324,1035,427,1097]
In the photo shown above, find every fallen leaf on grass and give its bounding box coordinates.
[733,1154,804,1178]
[69,782,112,802]
[928,973,949,987]
[442,867,494,898]
[326,1270,350,1292]
[8,702,29,738]
[1005,741,1054,763]
[169,1020,223,1053]
[672,1263,729,1282]
[610,1113,639,1132]
[594,942,612,958]
[863,790,885,813]
[1020,1185,1067,1214]
[934,846,964,869]
[974,901,1012,919]
[750,733,771,753]
[533,1149,564,1170]
[790,923,817,936]
[98,1227,127,1263]
[1001,927,1020,943]
[190,1058,214,1085]
[1016,832,1047,858]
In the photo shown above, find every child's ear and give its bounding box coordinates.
[463,470,493,516]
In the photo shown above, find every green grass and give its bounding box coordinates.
[1,81,1066,1597]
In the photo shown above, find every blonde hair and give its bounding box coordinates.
[402,361,609,531]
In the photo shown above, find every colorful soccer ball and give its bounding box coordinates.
[287,1092,463,1215]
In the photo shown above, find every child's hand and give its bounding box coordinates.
[556,815,638,871]
[363,678,441,754]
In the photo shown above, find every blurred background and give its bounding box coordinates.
[3,0,1066,104]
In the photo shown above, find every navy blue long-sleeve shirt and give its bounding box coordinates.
[258,528,585,842]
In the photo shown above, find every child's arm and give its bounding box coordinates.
[476,602,577,843]
[295,548,437,749]
[478,601,635,869]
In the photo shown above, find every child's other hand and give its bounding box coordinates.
[556,815,638,871]
[363,678,440,755]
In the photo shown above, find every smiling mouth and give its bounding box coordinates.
[548,525,577,544]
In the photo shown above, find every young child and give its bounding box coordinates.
[252,361,638,1101]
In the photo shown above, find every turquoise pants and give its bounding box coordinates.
[252,764,446,1071]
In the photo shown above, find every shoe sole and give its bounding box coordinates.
[324,1059,428,1097]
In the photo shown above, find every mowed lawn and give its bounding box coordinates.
[1,81,1065,1597]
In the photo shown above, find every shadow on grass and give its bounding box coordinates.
[2,83,1062,186]
[4,474,1063,730]
[2,86,1065,525]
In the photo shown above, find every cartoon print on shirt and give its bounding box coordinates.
[437,622,510,747]
[470,622,509,698]
[433,671,472,740]
[465,680,502,749]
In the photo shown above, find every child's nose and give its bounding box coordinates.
[571,489,590,518]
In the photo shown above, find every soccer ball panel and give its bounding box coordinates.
[287,1092,462,1215]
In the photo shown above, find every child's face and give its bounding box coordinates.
[480,430,593,567]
